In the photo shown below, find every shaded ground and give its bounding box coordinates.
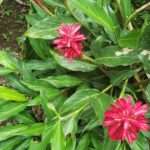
[0,0,28,50]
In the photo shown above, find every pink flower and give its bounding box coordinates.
[104,96,149,143]
[53,23,86,59]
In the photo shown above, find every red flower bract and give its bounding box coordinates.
[104,96,149,143]
[53,23,86,59]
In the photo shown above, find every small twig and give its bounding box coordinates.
[126,2,150,25]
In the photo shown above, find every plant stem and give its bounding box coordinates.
[102,84,113,93]
[126,2,150,25]
[33,0,54,16]
[119,79,128,98]
[82,54,95,64]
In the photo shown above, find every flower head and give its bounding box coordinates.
[53,23,86,59]
[104,96,149,143]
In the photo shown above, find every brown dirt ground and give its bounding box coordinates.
[0,0,28,50]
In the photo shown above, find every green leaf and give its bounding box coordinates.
[6,76,34,95]
[16,112,35,124]
[66,0,98,36]
[51,51,97,72]
[102,135,118,150]
[41,124,53,150]
[0,123,44,141]
[0,102,26,121]
[25,59,57,71]
[110,69,135,85]
[41,75,82,88]
[63,116,77,136]
[66,137,76,150]
[91,133,104,150]
[145,83,150,102]
[129,134,149,150]
[21,79,59,95]
[29,140,42,150]
[25,16,75,39]
[76,133,90,150]
[44,0,64,8]
[118,30,141,48]
[51,120,66,150]
[117,0,133,20]
[15,139,31,150]
[0,51,18,71]
[0,86,27,102]
[61,89,99,114]
[91,93,113,123]
[68,0,120,41]
[0,137,23,150]
[95,47,139,67]
[0,67,13,75]
[139,22,150,49]
[29,38,50,59]
[139,54,150,74]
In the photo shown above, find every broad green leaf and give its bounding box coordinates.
[25,16,75,39]
[102,135,118,150]
[0,67,13,75]
[83,118,100,131]
[76,133,90,150]
[68,0,120,41]
[118,30,141,48]
[41,75,82,88]
[51,120,66,150]
[66,137,76,150]
[145,83,150,102]
[117,0,133,20]
[7,76,34,95]
[129,134,149,150]
[66,0,99,36]
[91,133,104,150]
[28,96,41,106]
[44,0,64,8]
[0,86,27,102]
[41,124,53,150]
[16,112,35,124]
[61,89,99,114]
[139,20,150,49]
[25,17,58,39]
[40,90,60,121]
[95,47,139,67]
[29,140,42,150]
[63,116,77,136]
[114,142,126,150]
[96,0,111,6]
[91,93,113,123]
[51,51,97,72]
[110,69,135,85]
[15,139,31,150]
[0,137,23,150]
[29,38,50,59]
[0,51,18,71]
[0,123,44,141]
[21,79,59,95]
[25,59,57,71]
[139,55,150,74]
[31,0,48,18]
[0,102,26,121]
